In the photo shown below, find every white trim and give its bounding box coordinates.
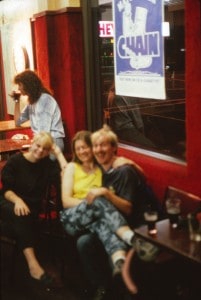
[118,143,186,166]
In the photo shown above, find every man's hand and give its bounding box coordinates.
[113,156,145,178]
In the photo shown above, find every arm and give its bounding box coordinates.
[61,162,84,208]
[86,187,133,216]
[14,104,29,126]
[1,156,30,216]
[51,144,68,173]
[4,190,30,216]
[87,165,140,216]
[113,156,146,180]
[36,95,60,132]
[14,101,21,125]
[9,91,22,126]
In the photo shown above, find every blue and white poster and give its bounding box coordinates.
[113,0,166,99]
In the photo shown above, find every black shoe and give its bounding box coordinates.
[93,286,107,300]
[112,259,125,277]
[29,272,55,291]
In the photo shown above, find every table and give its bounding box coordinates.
[0,120,30,133]
[122,219,201,296]
[135,219,201,264]
[0,139,31,158]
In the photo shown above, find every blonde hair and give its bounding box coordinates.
[32,131,54,150]
[91,125,118,154]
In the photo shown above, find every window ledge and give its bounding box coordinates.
[118,143,187,166]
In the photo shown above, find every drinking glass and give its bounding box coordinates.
[144,211,158,235]
[187,213,201,242]
[166,198,181,228]
[9,90,21,101]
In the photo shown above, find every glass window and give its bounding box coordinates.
[98,0,185,161]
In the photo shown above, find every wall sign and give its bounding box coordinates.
[113,0,166,99]
[99,21,114,37]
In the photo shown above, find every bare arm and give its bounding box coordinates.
[14,101,21,125]
[51,144,68,173]
[61,162,84,209]
[4,190,30,216]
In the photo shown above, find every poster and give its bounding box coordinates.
[113,0,166,99]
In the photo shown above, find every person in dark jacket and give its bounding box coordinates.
[0,131,67,288]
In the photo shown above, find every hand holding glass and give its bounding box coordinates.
[9,90,21,101]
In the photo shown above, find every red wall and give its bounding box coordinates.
[33,8,86,153]
[119,0,201,201]
[33,2,201,201]
[2,3,199,202]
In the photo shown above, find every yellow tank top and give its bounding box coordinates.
[73,163,102,199]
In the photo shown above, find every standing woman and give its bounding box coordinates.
[0,132,67,287]
[12,70,65,154]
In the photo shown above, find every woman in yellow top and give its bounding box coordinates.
[60,130,135,276]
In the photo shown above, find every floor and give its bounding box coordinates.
[1,221,201,300]
[0,222,133,300]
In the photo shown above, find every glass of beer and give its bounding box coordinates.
[166,198,181,228]
[9,90,21,101]
[144,211,158,235]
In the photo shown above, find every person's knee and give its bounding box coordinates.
[77,233,96,254]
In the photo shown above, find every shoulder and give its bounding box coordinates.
[95,165,102,174]
[67,162,76,170]
[2,153,24,173]
[39,93,56,104]
[64,162,75,175]
[7,153,24,164]
[114,164,138,175]
[113,164,142,183]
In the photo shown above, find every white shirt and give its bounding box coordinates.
[17,93,65,139]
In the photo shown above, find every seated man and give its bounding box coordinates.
[77,125,160,299]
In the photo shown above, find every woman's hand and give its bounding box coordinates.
[51,144,61,156]
[86,187,107,205]
[14,198,30,216]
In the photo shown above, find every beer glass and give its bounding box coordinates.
[9,90,21,101]
[166,198,181,228]
[144,211,158,235]
[187,213,201,242]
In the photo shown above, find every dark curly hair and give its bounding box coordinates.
[14,70,52,104]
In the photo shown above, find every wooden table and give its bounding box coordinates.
[122,219,201,295]
[135,219,201,264]
[0,139,31,158]
[0,120,30,133]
